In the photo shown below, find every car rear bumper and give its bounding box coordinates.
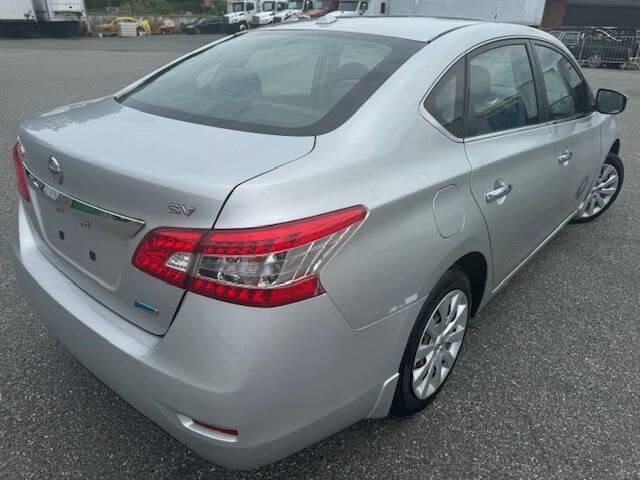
[11,201,414,469]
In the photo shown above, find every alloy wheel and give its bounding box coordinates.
[412,290,468,400]
[579,163,620,219]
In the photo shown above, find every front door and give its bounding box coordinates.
[533,43,603,213]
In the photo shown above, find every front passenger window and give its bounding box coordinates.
[535,45,590,121]
[468,44,539,137]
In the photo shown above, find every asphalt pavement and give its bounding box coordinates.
[1,35,640,480]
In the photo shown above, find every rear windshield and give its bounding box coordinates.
[119,31,422,136]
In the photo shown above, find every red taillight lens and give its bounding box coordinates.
[132,228,206,288]
[201,206,368,256]
[133,206,367,307]
[12,142,30,202]
[189,275,323,308]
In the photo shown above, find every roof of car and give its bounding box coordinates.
[270,16,479,42]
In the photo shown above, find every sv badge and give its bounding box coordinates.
[168,203,196,216]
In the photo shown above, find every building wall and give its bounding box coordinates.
[541,0,568,27]
[564,5,640,27]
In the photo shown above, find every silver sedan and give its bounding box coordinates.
[11,16,626,469]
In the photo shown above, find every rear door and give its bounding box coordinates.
[464,40,568,288]
[532,42,602,213]
[202,17,220,32]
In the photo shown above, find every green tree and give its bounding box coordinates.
[123,0,152,11]
[86,0,210,13]
[210,0,227,15]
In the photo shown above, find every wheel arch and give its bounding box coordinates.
[451,252,488,318]
[610,139,621,156]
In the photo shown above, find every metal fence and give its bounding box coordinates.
[577,35,640,69]
[551,30,640,69]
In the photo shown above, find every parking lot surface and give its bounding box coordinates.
[1,35,639,480]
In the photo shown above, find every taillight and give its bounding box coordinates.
[132,206,367,307]
[12,142,30,202]
[132,228,205,288]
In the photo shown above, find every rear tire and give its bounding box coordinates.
[392,268,471,416]
[572,153,624,223]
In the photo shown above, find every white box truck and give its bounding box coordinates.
[0,0,87,35]
[0,0,37,34]
[0,0,37,22]
[349,0,547,26]
[32,0,87,34]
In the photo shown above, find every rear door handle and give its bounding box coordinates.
[485,180,513,203]
[558,150,573,165]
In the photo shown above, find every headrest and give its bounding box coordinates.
[335,62,369,82]
[209,68,262,97]
[470,64,492,99]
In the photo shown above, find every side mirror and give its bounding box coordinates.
[596,88,627,114]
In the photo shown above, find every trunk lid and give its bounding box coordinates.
[19,97,315,335]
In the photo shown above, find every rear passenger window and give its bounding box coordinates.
[467,44,539,137]
[424,58,465,138]
[535,45,590,121]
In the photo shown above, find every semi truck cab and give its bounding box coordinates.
[332,0,369,16]
[223,0,259,32]
[272,0,306,23]
[251,0,287,26]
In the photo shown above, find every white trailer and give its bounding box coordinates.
[0,0,87,34]
[0,0,37,22]
[0,0,38,35]
[357,0,547,26]
[32,0,86,23]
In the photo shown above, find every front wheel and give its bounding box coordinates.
[239,22,248,31]
[572,153,624,223]
[392,268,471,416]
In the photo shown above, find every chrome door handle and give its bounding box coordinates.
[558,150,573,165]
[485,181,512,203]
